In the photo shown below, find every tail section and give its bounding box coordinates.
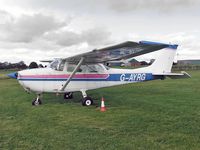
[139,41,178,74]
[148,47,177,74]
[137,41,190,79]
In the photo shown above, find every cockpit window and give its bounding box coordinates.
[82,65,98,73]
[50,60,59,70]
[67,64,83,72]
[67,64,75,72]
[50,59,65,71]
[67,64,105,73]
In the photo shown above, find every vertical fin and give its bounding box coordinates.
[138,41,178,74]
[148,47,177,73]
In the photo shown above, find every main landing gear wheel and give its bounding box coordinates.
[32,94,42,106]
[64,92,73,99]
[32,98,42,106]
[82,97,93,106]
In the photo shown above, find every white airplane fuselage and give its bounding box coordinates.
[17,65,157,94]
[17,47,177,94]
[7,42,189,106]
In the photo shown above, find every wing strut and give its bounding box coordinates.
[60,57,84,91]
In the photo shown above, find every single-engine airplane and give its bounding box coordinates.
[8,41,190,106]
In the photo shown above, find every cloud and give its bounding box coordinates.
[0,12,68,43]
[0,10,111,48]
[0,0,199,64]
[44,27,112,47]
[0,10,112,63]
[107,0,200,12]
[133,31,200,61]
[4,0,199,13]
[45,31,83,47]
[82,27,112,46]
[0,10,13,24]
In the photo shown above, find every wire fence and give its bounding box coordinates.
[172,65,200,71]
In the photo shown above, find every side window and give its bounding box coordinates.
[87,65,98,73]
[79,65,97,73]
[79,65,87,73]
[67,64,83,72]
[80,64,104,73]
[67,64,75,72]
[94,64,105,73]
[67,64,105,73]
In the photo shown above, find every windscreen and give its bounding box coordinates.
[50,59,65,71]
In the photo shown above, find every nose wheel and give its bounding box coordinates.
[82,97,93,106]
[32,94,42,106]
[81,90,93,106]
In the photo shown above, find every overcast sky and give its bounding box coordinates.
[0,0,200,64]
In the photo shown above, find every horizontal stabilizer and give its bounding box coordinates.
[153,71,191,79]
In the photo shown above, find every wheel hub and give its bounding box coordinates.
[85,100,91,106]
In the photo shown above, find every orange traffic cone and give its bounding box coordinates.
[100,97,106,112]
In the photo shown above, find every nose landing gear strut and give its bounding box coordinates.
[32,94,42,106]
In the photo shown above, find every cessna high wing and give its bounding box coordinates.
[8,41,190,106]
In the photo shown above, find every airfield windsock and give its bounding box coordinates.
[100,97,106,112]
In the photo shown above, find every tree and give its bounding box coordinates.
[29,62,38,69]
[16,61,27,69]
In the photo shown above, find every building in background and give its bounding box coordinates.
[128,59,141,67]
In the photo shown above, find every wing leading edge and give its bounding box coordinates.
[64,41,172,64]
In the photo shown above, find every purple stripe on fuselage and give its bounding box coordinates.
[18,73,156,82]
[18,74,110,79]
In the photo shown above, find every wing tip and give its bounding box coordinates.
[139,40,178,49]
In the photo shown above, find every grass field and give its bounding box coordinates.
[1,70,200,149]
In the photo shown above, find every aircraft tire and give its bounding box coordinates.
[82,97,93,106]
[64,92,73,99]
[32,98,42,106]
